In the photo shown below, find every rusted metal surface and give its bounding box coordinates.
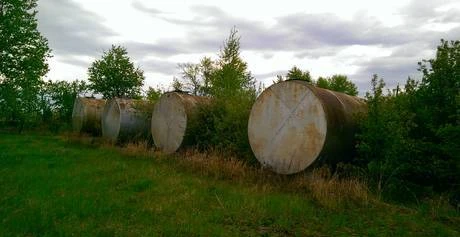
[248,80,366,174]
[151,92,210,154]
[72,98,106,135]
[101,98,154,142]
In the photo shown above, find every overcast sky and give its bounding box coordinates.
[37,0,460,93]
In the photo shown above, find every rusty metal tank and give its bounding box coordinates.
[72,97,106,135]
[151,92,210,154]
[102,98,154,142]
[248,80,366,174]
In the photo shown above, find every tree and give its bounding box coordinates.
[356,75,426,200]
[199,57,214,95]
[415,40,459,200]
[39,80,88,126]
[417,39,459,129]
[286,66,312,82]
[178,62,201,95]
[0,0,51,128]
[357,40,460,203]
[185,27,257,159]
[273,75,284,84]
[276,66,312,83]
[88,45,144,99]
[316,76,330,88]
[173,57,216,96]
[171,77,183,91]
[145,86,162,102]
[315,74,359,96]
[209,27,256,99]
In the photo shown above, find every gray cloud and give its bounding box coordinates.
[399,0,460,25]
[254,70,287,79]
[276,13,414,47]
[37,0,185,78]
[262,52,275,59]
[37,0,117,57]
[39,0,460,92]
[391,42,429,58]
[351,56,422,94]
[295,46,346,59]
[138,59,178,75]
[399,1,439,23]
[150,2,460,51]
[437,9,460,23]
[124,41,184,58]
[132,2,460,92]
[436,26,460,45]
[131,1,163,16]
[59,57,91,68]
[147,5,419,53]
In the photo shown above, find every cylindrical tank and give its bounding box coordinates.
[102,98,154,142]
[72,98,106,135]
[248,80,366,175]
[151,92,209,154]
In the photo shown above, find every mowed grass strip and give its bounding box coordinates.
[0,133,458,236]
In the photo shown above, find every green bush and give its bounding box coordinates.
[357,40,460,204]
[175,28,256,161]
[38,80,88,133]
[177,28,257,162]
[185,94,256,161]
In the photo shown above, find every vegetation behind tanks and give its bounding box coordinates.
[356,40,460,205]
[176,28,258,161]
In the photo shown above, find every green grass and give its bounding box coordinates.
[0,133,458,236]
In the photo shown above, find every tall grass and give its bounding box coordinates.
[62,133,372,210]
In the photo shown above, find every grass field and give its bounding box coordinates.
[0,133,459,236]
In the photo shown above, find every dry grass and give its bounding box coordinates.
[61,134,374,209]
[176,148,254,180]
[120,141,155,157]
[60,131,101,145]
[422,196,460,226]
[60,132,151,154]
[290,168,370,209]
[171,148,372,209]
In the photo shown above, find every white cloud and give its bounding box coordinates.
[37,0,460,93]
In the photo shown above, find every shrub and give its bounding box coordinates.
[357,40,460,204]
[177,28,258,162]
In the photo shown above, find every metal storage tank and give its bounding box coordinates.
[151,92,209,154]
[72,98,106,135]
[248,80,366,174]
[102,98,154,142]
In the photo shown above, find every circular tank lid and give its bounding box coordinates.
[102,99,121,141]
[151,93,187,154]
[248,81,328,174]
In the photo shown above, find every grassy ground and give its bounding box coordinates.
[0,133,459,236]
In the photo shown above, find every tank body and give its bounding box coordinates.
[72,98,106,135]
[248,80,366,174]
[102,98,154,142]
[151,92,209,154]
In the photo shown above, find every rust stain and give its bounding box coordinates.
[248,80,366,174]
[152,92,210,154]
[72,98,106,135]
[304,123,322,158]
